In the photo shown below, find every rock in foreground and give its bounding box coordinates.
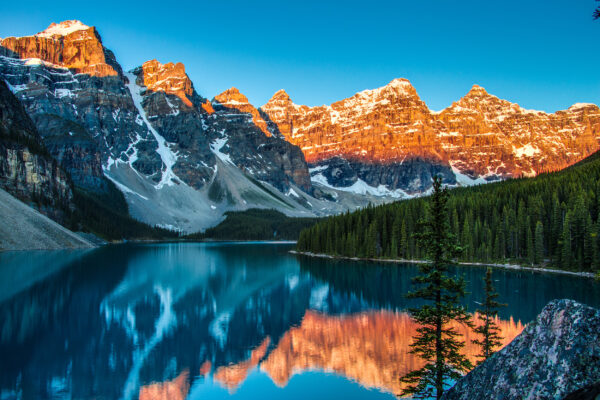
[442,299,600,400]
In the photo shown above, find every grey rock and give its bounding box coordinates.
[442,299,600,400]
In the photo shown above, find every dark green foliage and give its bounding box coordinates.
[297,151,600,272]
[71,179,180,241]
[400,177,473,400]
[189,208,320,241]
[472,268,505,363]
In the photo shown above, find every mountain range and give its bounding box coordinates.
[1,20,599,233]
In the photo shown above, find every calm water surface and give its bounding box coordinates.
[1,242,599,399]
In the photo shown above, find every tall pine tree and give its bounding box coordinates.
[401,176,473,399]
[472,267,505,363]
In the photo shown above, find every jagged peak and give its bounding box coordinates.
[214,87,250,105]
[264,89,292,106]
[352,78,417,102]
[141,59,188,77]
[466,84,490,96]
[37,20,91,38]
[387,77,414,90]
[568,102,598,111]
[137,59,194,107]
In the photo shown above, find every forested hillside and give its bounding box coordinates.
[189,209,320,241]
[297,152,600,272]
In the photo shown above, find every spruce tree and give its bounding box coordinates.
[472,267,505,363]
[534,221,544,265]
[400,176,473,399]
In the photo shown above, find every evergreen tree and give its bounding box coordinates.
[400,176,473,399]
[534,221,544,265]
[400,219,408,258]
[472,268,505,363]
[561,212,573,269]
[296,151,600,273]
[526,220,534,265]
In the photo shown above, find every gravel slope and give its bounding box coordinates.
[0,189,95,250]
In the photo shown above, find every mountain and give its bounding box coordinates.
[0,21,365,233]
[0,79,73,223]
[1,20,599,234]
[297,150,600,272]
[262,79,600,193]
[0,188,93,250]
[442,299,600,400]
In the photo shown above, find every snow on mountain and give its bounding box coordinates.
[262,79,600,194]
[2,20,600,233]
[37,20,90,37]
[125,70,181,189]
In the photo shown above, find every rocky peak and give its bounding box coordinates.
[213,88,271,136]
[214,87,259,108]
[0,20,118,77]
[36,20,90,38]
[466,84,489,96]
[269,89,292,103]
[138,59,194,107]
[334,77,421,110]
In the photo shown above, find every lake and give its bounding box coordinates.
[1,242,599,399]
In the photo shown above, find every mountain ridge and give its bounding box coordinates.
[1,19,599,233]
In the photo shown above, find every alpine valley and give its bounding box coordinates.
[1,20,599,234]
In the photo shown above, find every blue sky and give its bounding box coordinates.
[0,0,598,111]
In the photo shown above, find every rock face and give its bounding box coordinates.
[2,19,599,232]
[0,21,322,232]
[0,20,120,77]
[0,188,93,250]
[129,62,313,192]
[0,23,162,193]
[0,79,73,223]
[442,299,600,400]
[261,80,600,193]
[209,87,312,192]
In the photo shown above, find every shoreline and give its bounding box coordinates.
[289,250,597,279]
[1,239,298,252]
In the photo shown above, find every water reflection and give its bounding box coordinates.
[0,243,598,400]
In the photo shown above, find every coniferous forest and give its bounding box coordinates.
[297,151,600,273]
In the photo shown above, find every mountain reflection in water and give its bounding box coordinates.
[140,311,522,398]
[0,243,598,400]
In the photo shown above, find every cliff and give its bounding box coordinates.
[442,299,600,400]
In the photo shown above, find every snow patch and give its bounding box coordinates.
[286,188,300,198]
[37,20,90,38]
[125,71,181,189]
[210,137,234,165]
[450,163,487,186]
[54,88,73,99]
[312,173,412,199]
[309,165,329,174]
[513,144,541,158]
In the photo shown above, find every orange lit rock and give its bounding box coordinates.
[0,20,118,77]
[201,100,215,114]
[139,59,194,107]
[199,360,212,376]
[260,311,523,396]
[213,337,271,392]
[262,80,600,178]
[214,88,271,136]
[138,369,190,400]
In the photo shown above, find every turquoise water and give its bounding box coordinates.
[0,242,598,399]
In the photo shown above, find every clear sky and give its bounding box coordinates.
[0,0,598,112]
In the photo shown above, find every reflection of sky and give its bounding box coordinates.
[1,243,599,399]
[188,370,395,400]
